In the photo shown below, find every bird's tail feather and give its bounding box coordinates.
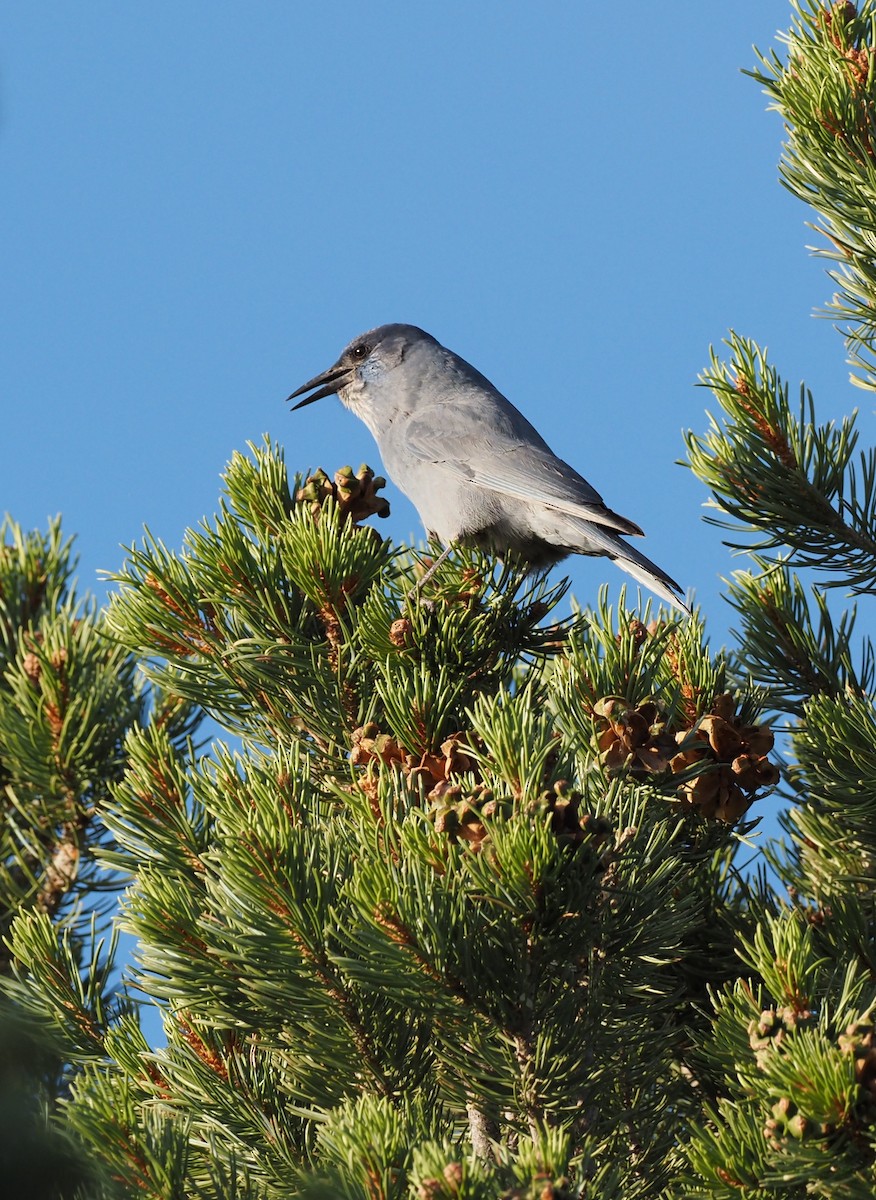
[609,544,689,613]
[561,518,689,613]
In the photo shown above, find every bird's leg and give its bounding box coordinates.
[410,544,452,596]
[410,547,451,592]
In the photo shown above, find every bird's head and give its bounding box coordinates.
[288,324,438,425]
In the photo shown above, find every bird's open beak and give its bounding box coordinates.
[287,363,353,410]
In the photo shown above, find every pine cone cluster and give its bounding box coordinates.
[296,464,390,523]
[748,1005,811,1070]
[427,782,505,848]
[763,1096,810,1146]
[751,1006,819,1146]
[350,725,477,789]
[351,724,614,855]
[428,778,613,856]
[671,693,778,823]
[528,780,613,850]
[593,691,778,824]
[418,1164,573,1200]
[350,722,491,846]
[594,696,676,775]
[755,1012,876,1148]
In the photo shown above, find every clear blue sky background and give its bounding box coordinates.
[3,1,854,618]
[1,4,867,1027]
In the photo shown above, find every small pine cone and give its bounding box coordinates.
[296,464,389,524]
[350,722,378,766]
[350,723,407,768]
[786,1113,809,1139]
[439,732,478,777]
[697,713,745,760]
[713,780,753,824]
[676,770,721,817]
[763,1117,782,1147]
[430,795,487,848]
[845,46,869,87]
[744,725,775,758]
[408,759,444,790]
[670,739,708,774]
[50,647,69,672]
[428,780,462,806]
[825,2,857,31]
[530,781,613,852]
[710,692,737,721]
[45,704,63,738]
[443,1162,463,1190]
[432,809,462,838]
[839,1022,876,1100]
[628,617,650,647]
[389,617,413,648]
[751,1008,779,1041]
[598,729,631,772]
[578,810,614,847]
[22,651,41,683]
[295,467,335,516]
[531,780,584,842]
[335,463,390,522]
[730,753,780,791]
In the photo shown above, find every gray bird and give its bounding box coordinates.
[288,324,688,611]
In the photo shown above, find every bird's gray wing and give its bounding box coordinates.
[402,403,643,537]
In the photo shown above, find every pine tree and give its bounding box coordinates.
[5,2,876,1197]
[5,441,778,1199]
[0,518,199,1197]
[679,3,876,1194]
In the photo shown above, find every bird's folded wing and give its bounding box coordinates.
[403,407,643,537]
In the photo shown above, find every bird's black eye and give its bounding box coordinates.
[351,342,371,361]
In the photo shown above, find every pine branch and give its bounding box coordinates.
[0,518,163,974]
[724,558,874,713]
[750,0,876,390]
[680,913,876,1197]
[686,333,876,590]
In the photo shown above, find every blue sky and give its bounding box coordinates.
[1,5,864,914]
[3,1,854,619]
